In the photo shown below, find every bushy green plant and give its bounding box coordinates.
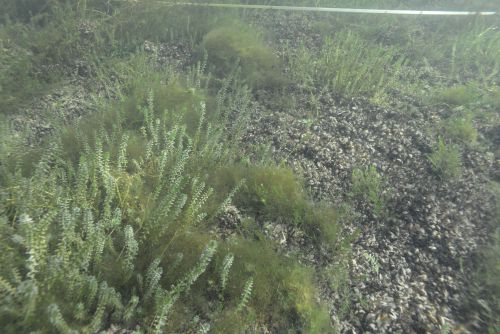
[433,85,479,106]
[443,114,478,145]
[0,40,345,332]
[486,86,500,110]
[121,79,206,135]
[350,165,386,216]
[202,23,286,89]
[210,238,332,332]
[210,165,341,247]
[0,115,222,332]
[241,165,308,223]
[0,55,256,333]
[428,138,462,180]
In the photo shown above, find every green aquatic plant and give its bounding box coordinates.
[124,80,206,135]
[351,165,386,216]
[0,31,345,331]
[481,227,500,333]
[0,1,116,114]
[462,182,500,333]
[210,238,333,332]
[428,138,461,180]
[0,55,257,333]
[236,277,254,312]
[449,25,500,86]
[322,262,351,325]
[243,166,308,224]
[443,114,478,145]
[0,34,41,114]
[210,165,341,247]
[219,253,234,292]
[433,85,479,106]
[290,30,404,101]
[16,1,500,332]
[486,86,500,110]
[0,120,226,332]
[0,0,220,115]
[202,23,286,89]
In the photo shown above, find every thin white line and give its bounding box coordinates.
[177,3,497,16]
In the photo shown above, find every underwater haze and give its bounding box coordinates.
[0,0,499,333]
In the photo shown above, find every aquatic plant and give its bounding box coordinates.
[448,25,500,86]
[434,85,479,106]
[428,138,462,180]
[442,114,478,145]
[351,165,386,216]
[4,0,499,332]
[0,35,41,114]
[0,1,119,114]
[211,165,341,247]
[0,122,223,333]
[290,30,404,101]
[461,182,500,333]
[486,86,500,110]
[202,23,286,89]
[210,238,333,332]
[0,19,340,332]
[0,49,258,332]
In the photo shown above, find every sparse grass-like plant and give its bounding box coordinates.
[448,25,500,86]
[350,165,386,216]
[290,30,404,101]
[428,138,462,180]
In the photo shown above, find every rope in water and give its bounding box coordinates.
[116,1,497,16]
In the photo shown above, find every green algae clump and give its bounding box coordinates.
[202,24,286,90]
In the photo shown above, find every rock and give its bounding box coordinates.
[217,205,242,239]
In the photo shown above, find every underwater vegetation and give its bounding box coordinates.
[1,0,499,333]
[0,55,343,332]
[442,114,478,146]
[212,238,332,332]
[486,86,500,110]
[211,165,341,247]
[461,182,500,334]
[0,3,345,330]
[202,23,286,90]
[433,85,480,106]
[350,165,387,217]
[428,138,462,181]
[290,30,403,101]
